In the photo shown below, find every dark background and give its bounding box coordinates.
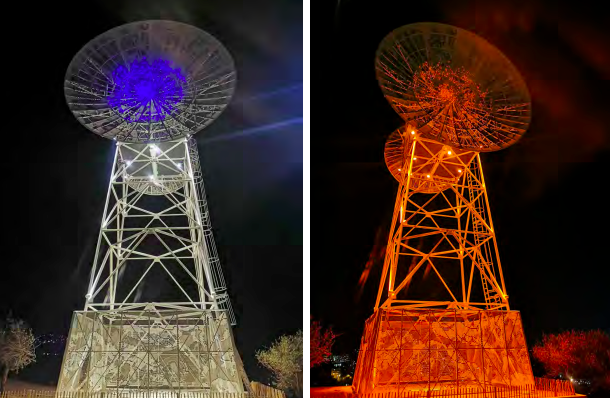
[310,0,610,379]
[0,0,302,386]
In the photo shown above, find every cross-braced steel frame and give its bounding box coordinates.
[84,137,233,319]
[376,130,509,312]
[58,137,250,394]
[353,127,536,394]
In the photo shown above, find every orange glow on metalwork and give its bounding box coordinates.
[385,129,477,194]
[357,22,554,398]
[368,129,526,395]
[375,22,532,153]
[353,309,554,394]
[407,62,495,152]
[413,62,484,105]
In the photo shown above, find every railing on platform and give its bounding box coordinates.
[310,378,576,398]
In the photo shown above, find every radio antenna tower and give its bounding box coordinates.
[58,20,250,394]
[353,22,538,394]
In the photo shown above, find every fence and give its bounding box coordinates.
[250,382,286,398]
[311,378,577,398]
[0,394,281,398]
[1,383,285,398]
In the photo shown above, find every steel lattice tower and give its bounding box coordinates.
[58,20,250,394]
[353,23,536,394]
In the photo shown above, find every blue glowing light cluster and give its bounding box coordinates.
[108,57,187,123]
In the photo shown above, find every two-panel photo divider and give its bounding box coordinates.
[0,1,609,398]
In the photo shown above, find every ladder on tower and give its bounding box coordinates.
[466,169,502,309]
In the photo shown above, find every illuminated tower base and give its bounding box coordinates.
[58,308,245,393]
[353,309,533,394]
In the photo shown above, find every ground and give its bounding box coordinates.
[310,386,353,393]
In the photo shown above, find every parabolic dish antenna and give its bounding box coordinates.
[375,22,531,152]
[65,20,236,143]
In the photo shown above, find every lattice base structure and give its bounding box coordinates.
[353,309,534,394]
[58,308,245,394]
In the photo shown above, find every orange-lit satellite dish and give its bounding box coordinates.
[375,22,531,152]
[384,125,476,193]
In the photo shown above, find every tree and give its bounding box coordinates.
[310,319,336,368]
[256,330,303,397]
[0,317,36,393]
[533,330,610,393]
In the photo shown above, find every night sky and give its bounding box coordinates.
[311,0,610,363]
[1,0,302,385]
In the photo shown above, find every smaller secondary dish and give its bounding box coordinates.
[119,141,187,195]
[65,20,236,143]
[376,22,531,152]
[384,126,476,194]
